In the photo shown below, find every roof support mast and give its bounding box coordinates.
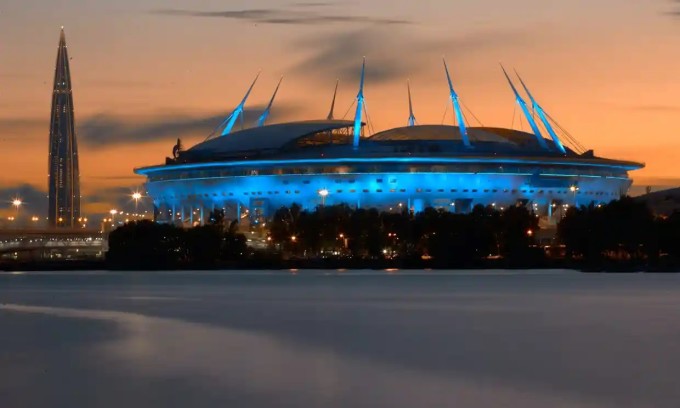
[515,71,566,154]
[352,58,366,150]
[500,65,548,150]
[258,76,283,127]
[220,72,260,136]
[407,80,417,127]
[443,58,471,148]
[327,79,339,120]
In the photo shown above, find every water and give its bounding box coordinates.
[1,270,680,407]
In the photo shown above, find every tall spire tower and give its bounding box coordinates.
[48,28,80,228]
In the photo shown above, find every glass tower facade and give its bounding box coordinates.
[48,28,80,228]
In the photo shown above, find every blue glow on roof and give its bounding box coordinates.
[135,156,642,176]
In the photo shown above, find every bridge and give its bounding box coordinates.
[0,229,105,260]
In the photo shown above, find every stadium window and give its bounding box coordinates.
[363,189,369,193]
[512,190,518,194]
[492,189,498,193]
[335,180,342,183]
[463,189,469,193]
[283,181,289,185]
[538,190,544,194]
[244,193,249,196]
[484,189,489,193]
[349,180,356,183]
[337,190,343,193]
[275,191,280,195]
[438,189,444,193]
[530,190,535,193]
[286,191,291,194]
[376,189,383,193]
[229,193,234,196]
[389,179,397,183]
[400,189,406,193]
[426,189,432,193]
[303,180,310,184]
[350,189,356,193]
[295,190,300,194]
[416,188,423,193]
[376,178,383,183]
[451,189,457,193]
[472,189,478,193]
[390,189,396,193]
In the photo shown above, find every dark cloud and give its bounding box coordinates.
[290,28,532,84]
[631,104,680,112]
[150,8,410,26]
[0,184,47,215]
[77,103,299,148]
[290,1,341,7]
[0,183,153,219]
[663,0,680,16]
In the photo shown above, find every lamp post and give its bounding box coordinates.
[110,209,118,225]
[318,189,329,206]
[570,185,580,207]
[12,198,22,219]
[132,192,142,211]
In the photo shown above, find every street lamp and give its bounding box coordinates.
[12,198,22,218]
[570,185,580,207]
[110,209,118,224]
[318,189,329,206]
[132,192,142,211]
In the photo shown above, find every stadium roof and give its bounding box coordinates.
[187,120,354,157]
[369,125,563,151]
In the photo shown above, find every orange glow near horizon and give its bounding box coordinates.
[1,0,679,214]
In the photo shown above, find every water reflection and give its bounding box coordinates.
[1,272,680,408]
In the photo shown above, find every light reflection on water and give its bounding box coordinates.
[1,270,680,408]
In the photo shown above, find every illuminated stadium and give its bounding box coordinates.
[135,60,644,227]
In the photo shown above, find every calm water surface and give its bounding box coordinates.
[1,270,679,407]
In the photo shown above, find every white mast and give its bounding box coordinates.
[443,58,471,148]
[258,76,283,127]
[407,80,417,127]
[220,72,260,136]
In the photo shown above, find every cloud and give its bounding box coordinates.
[290,28,532,84]
[0,184,47,215]
[150,8,410,26]
[290,1,341,6]
[663,0,680,16]
[77,103,299,148]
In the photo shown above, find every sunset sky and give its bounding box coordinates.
[1,0,680,217]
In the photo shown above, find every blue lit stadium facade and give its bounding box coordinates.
[134,62,644,227]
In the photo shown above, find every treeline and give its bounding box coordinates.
[558,197,680,268]
[105,198,680,270]
[107,215,248,269]
[269,203,542,266]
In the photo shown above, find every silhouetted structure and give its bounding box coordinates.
[48,28,80,228]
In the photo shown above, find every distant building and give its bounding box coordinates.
[636,187,680,216]
[135,60,644,227]
[48,28,81,228]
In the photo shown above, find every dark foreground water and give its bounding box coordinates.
[1,270,680,407]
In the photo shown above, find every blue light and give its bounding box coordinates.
[353,58,366,150]
[443,59,471,148]
[136,156,642,176]
[221,72,260,136]
[515,72,567,154]
[501,66,549,150]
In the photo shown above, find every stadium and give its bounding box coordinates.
[134,61,644,227]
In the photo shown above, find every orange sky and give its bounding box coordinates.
[1,0,680,216]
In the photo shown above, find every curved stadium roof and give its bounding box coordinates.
[187,120,355,158]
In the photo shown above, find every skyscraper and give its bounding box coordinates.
[48,28,80,228]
